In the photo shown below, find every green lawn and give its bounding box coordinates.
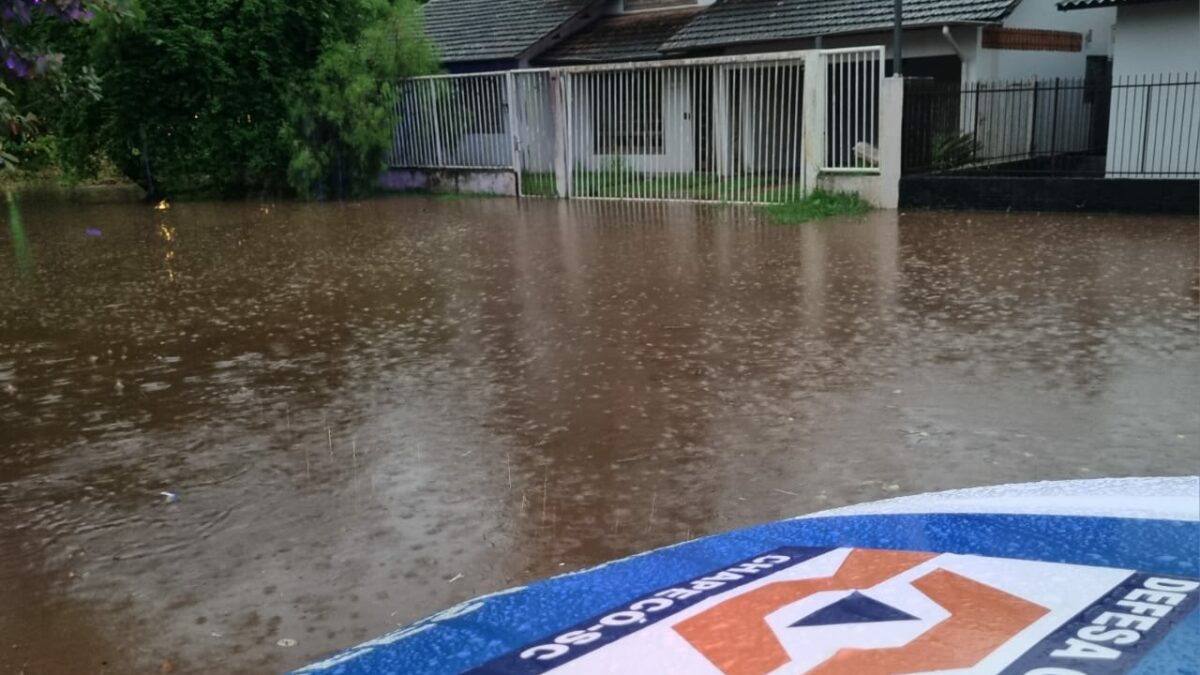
[461,171,873,226]
[763,189,871,225]
[569,170,806,203]
[520,172,558,197]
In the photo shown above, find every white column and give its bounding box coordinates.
[713,66,731,177]
[506,72,522,195]
[801,50,826,196]
[563,73,574,198]
[877,76,903,209]
[549,73,568,198]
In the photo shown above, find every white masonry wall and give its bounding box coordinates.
[1105,0,1200,177]
[1111,0,1199,78]
[971,0,1115,82]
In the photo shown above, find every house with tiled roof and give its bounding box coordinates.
[400,0,1163,209]
[422,0,1116,85]
[666,0,1115,84]
[1056,0,1198,178]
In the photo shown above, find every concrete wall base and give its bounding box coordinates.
[817,173,887,208]
[900,176,1199,213]
[379,169,517,196]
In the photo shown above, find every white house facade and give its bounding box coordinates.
[1059,0,1199,177]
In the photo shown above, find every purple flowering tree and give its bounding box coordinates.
[0,0,94,165]
[1,0,92,78]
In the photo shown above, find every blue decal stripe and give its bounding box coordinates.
[305,513,1200,674]
[1131,602,1200,675]
[466,547,832,675]
[1000,573,1199,674]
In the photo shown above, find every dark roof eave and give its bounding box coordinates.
[1057,0,1173,10]
[439,54,520,64]
[660,20,998,54]
[538,53,665,65]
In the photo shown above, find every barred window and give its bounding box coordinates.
[592,72,664,155]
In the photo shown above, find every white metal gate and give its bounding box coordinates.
[389,72,513,169]
[389,47,884,204]
[553,53,808,203]
[822,47,885,172]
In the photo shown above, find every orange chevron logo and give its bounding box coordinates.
[674,548,1050,675]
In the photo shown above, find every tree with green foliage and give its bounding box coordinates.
[44,0,435,198]
[284,0,437,198]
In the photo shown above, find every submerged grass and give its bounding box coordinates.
[763,190,871,225]
[385,171,869,225]
[570,170,803,202]
[520,172,558,197]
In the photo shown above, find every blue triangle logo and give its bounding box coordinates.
[789,592,919,628]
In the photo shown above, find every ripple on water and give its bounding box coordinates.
[0,202,1196,674]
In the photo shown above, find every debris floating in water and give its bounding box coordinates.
[159,491,179,504]
[154,200,171,211]
[276,638,297,648]
[85,228,102,237]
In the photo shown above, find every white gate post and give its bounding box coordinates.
[549,72,569,198]
[506,72,522,196]
[564,73,574,198]
[801,50,826,196]
[712,65,730,177]
[877,76,903,209]
[430,82,446,167]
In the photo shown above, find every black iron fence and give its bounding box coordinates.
[903,73,1200,177]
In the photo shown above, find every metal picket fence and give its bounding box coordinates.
[824,47,884,172]
[389,72,512,169]
[902,72,1200,177]
[556,52,809,204]
[388,47,885,203]
[512,71,559,196]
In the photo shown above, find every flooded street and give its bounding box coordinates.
[1,196,1196,674]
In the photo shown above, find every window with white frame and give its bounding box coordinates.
[591,71,664,155]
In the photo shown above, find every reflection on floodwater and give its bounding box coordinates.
[0,197,1196,674]
[6,191,33,275]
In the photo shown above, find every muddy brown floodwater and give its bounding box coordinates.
[1,196,1197,674]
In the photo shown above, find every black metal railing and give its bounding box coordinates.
[902,73,1200,177]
